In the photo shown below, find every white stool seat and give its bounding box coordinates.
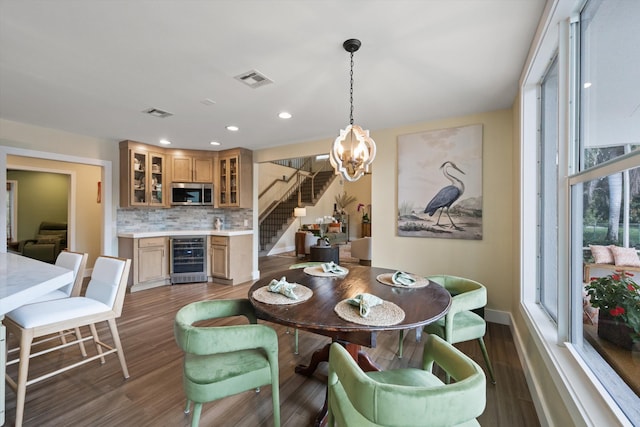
[8,298,111,329]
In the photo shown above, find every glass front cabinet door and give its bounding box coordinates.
[127,147,165,207]
[217,148,252,208]
[218,154,239,207]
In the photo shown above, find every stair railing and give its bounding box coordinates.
[259,170,310,224]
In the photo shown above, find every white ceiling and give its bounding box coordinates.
[0,0,546,152]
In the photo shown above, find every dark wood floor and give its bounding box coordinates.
[4,255,540,426]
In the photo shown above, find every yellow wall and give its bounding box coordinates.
[7,155,103,267]
[1,119,117,266]
[371,109,514,313]
[256,109,514,313]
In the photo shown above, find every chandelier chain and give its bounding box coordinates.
[349,50,354,126]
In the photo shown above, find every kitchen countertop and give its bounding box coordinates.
[117,229,253,238]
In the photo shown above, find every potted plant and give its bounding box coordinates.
[585,271,640,350]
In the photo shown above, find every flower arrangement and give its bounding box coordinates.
[357,203,371,223]
[585,271,640,344]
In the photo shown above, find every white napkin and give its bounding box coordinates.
[392,271,416,286]
[268,276,298,300]
[321,261,348,275]
[347,293,383,317]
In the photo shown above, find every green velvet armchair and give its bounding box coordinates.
[422,275,496,384]
[174,299,281,427]
[327,334,486,427]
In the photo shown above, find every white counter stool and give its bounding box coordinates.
[4,256,131,427]
[7,251,89,358]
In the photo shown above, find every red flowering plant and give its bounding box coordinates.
[585,271,640,343]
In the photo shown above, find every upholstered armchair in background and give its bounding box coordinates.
[350,237,372,265]
[19,221,67,264]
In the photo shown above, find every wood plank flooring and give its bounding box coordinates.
[4,255,540,426]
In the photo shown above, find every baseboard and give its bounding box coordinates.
[485,308,510,325]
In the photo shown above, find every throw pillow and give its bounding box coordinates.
[589,244,614,264]
[610,246,640,267]
[328,224,341,233]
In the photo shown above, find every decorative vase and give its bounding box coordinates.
[597,311,634,350]
[316,238,328,247]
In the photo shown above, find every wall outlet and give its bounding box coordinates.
[244,219,249,227]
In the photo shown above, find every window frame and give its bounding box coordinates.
[519,0,638,424]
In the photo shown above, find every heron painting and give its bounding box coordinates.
[397,124,483,240]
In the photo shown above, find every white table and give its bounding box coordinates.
[0,253,73,426]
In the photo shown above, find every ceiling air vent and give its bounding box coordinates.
[234,69,273,89]
[142,108,173,118]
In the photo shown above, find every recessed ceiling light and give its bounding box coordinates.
[226,125,239,131]
[159,139,172,145]
[278,112,292,119]
[210,141,221,146]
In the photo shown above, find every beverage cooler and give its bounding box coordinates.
[170,236,207,284]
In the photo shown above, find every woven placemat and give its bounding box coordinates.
[334,299,405,326]
[252,285,313,305]
[376,273,430,288]
[303,265,349,277]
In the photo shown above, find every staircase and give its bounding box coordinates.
[259,170,335,254]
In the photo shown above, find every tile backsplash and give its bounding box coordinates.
[117,207,252,233]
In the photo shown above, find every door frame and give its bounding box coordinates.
[0,146,113,256]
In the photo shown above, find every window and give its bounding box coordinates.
[539,56,560,321]
[5,181,17,243]
[531,0,640,422]
[570,0,640,418]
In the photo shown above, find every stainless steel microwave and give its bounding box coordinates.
[170,183,213,206]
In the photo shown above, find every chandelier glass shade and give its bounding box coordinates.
[330,39,376,182]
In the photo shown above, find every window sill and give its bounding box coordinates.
[519,301,634,426]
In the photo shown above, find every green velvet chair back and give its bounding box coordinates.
[426,275,486,341]
[328,335,486,427]
[424,275,496,384]
[174,299,281,427]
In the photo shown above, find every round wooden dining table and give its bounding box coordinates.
[248,264,452,426]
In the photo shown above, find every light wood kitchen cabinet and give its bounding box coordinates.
[209,234,252,285]
[172,153,213,183]
[118,236,169,291]
[119,141,166,208]
[218,148,252,208]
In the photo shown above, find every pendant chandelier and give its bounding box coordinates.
[330,38,376,182]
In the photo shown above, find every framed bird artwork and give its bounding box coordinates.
[397,124,483,240]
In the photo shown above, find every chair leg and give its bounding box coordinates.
[107,318,130,379]
[294,329,299,355]
[74,327,87,357]
[15,329,34,427]
[191,402,203,427]
[477,337,496,384]
[272,379,281,427]
[184,399,191,414]
[89,323,105,364]
[397,330,405,358]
